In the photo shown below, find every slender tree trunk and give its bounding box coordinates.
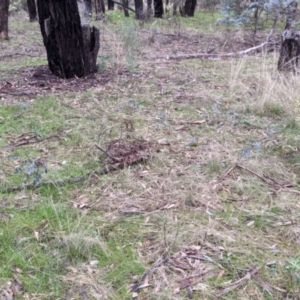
[147,0,152,18]
[183,0,196,17]
[27,0,37,22]
[108,0,114,10]
[285,1,298,30]
[0,0,9,40]
[122,0,129,17]
[173,4,177,16]
[134,0,144,19]
[36,0,100,79]
[83,0,92,17]
[95,0,105,19]
[165,0,169,14]
[154,0,163,18]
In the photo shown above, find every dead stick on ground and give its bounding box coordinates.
[164,42,271,60]
[277,188,300,196]
[95,144,119,161]
[215,266,260,298]
[1,134,60,150]
[236,164,273,186]
[220,163,237,179]
[163,28,277,61]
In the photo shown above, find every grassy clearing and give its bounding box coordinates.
[1,9,300,300]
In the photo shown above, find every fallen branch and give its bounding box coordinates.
[130,258,169,292]
[220,163,237,180]
[164,41,272,60]
[277,187,300,196]
[215,266,260,298]
[2,133,60,150]
[162,28,279,61]
[271,220,297,227]
[111,0,135,13]
[236,164,272,186]
[95,144,119,161]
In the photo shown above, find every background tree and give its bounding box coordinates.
[94,0,105,19]
[154,0,163,17]
[134,0,144,19]
[27,0,37,21]
[108,0,114,10]
[147,0,152,17]
[121,0,129,17]
[183,0,197,16]
[0,0,9,39]
[284,0,298,29]
[36,0,100,79]
[219,0,300,40]
[83,0,92,17]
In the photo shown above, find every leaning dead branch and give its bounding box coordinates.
[164,41,276,60]
[163,29,279,61]
[220,163,300,196]
[2,132,60,150]
[215,266,260,298]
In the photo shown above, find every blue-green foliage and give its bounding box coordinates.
[219,0,298,26]
[14,159,48,186]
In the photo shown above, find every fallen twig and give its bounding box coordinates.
[236,164,272,186]
[215,266,260,298]
[277,188,300,196]
[95,144,119,161]
[220,163,237,179]
[1,133,60,150]
[130,258,169,292]
[271,221,297,227]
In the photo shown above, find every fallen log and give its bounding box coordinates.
[164,41,276,60]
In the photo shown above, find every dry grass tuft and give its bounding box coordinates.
[60,264,115,299]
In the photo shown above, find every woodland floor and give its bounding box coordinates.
[1,10,300,300]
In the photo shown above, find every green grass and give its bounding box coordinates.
[0,200,145,299]
[1,9,300,300]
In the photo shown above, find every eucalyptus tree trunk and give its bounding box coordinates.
[27,0,37,21]
[108,0,114,10]
[154,0,163,18]
[37,0,100,79]
[285,1,298,30]
[122,0,129,17]
[95,0,105,19]
[278,29,300,72]
[134,0,144,19]
[83,0,92,17]
[147,0,152,18]
[0,0,9,40]
[183,0,196,17]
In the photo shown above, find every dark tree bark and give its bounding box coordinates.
[154,0,163,18]
[147,0,152,18]
[122,0,129,17]
[285,1,298,30]
[173,4,178,16]
[27,0,37,22]
[83,0,92,17]
[37,0,100,79]
[134,0,144,19]
[183,0,196,17]
[95,0,105,19]
[278,29,300,72]
[108,0,114,10]
[0,0,9,40]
